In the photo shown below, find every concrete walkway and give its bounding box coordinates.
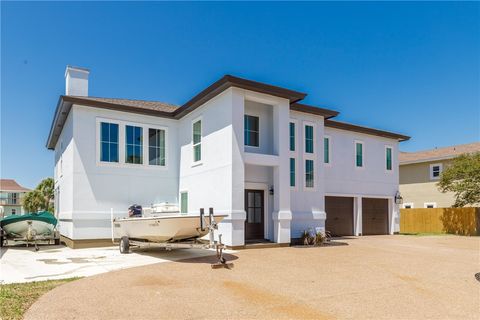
[25,235,480,319]
[0,243,221,284]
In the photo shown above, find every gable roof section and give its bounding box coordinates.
[47,75,311,149]
[0,179,30,192]
[46,74,408,149]
[325,120,410,141]
[173,75,307,118]
[399,142,480,164]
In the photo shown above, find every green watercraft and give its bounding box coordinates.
[0,211,57,239]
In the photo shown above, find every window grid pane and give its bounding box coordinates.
[289,122,295,151]
[149,129,166,166]
[305,125,314,153]
[290,158,295,187]
[180,192,188,213]
[126,125,143,164]
[305,159,314,188]
[386,147,392,170]
[244,115,259,147]
[356,143,363,167]
[100,122,119,163]
[324,137,329,163]
[193,120,202,162]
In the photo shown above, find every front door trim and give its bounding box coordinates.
[245,182,269,240]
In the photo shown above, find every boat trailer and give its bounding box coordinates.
[113,208,233,269]
[0,221,60,251]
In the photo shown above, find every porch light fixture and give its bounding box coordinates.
[394,191,403,205]
[269,186,274,195]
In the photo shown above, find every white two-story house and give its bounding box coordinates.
[47,66,409,248]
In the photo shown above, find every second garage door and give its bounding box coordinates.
[325,196,354,236]
[362,198,389,235]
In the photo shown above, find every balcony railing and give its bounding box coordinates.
[0,199,21,205]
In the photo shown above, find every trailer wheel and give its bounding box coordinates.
[119,236,130,254]
[54,238,60,245]
[0,236,3,247]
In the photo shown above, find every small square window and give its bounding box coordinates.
[430,163,443,180]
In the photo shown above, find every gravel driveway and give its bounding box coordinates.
[25,235,480,319]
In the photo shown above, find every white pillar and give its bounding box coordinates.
[354,196,363,236]
[272,99,291,243]
[217,88,246,247]
[389,198,399,234]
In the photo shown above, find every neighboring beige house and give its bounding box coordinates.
[399,142,480,209]
[0,179,30,218]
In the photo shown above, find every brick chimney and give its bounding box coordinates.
[65,65,90,96]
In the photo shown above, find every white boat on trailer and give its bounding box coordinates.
[112,205,232,268]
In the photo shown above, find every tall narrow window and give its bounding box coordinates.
[193,120,202,162]
[385,147,392,171]
[149,129,166,166]
[180,192,188,213]
[305,159,314,188]
[324,137,330,164]
[100,122,119,162]
[355,142,363,167]
[244,115,259,147]
[289,122,295,151]
[290,158,296,187]
[125,125,143,164]
[305,125,314,153]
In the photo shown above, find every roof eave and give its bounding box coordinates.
[325,120,410,142]
[290,103,339,119]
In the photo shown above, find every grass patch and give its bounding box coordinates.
[0,278,80,320]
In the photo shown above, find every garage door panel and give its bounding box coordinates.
[326,196,354,236]
[362,198,388,235]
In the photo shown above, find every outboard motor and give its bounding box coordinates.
[128,205,142,217]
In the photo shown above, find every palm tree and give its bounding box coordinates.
[22,178,55,213]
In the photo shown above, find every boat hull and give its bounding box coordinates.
[113,214,226,243]
[2,220,55,238]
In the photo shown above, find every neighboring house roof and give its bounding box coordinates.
[325,120,410,142]
[0,179,30,192]
[46,74,408,149]
[399,142,480,165]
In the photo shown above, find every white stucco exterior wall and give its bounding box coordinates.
[58,105,179,240]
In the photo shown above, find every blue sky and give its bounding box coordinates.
[1,1,479,188]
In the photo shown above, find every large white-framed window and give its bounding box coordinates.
[429,163,443,180]
[305,159,315,189]
[180,191,188,214]
[385,145,393,172]
[244,114,260,147]
[125,125,143,164]
[324,135,331,165]
[148,128,166,166]
[304,123,315,154]
[424,202,437,208]
[403,203,414,209]
[355,140,364,168]
[192,118,202,164]
[100,122,119,163]
[289,121,296,152]
[96,117,168,169]
[290,158,296,188]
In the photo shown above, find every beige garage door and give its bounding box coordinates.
[362,198,389,235]
[325,196,354,236]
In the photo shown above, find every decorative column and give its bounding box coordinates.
[272,99,292,243]
[354,196,363,236]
